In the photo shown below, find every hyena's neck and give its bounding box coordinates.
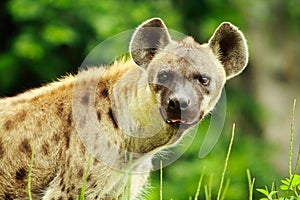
[112,67,177,154]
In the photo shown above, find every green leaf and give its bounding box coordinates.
[268,190,278,197]
[280,184,289,191]
[291,174,300,187]
[256,188,269,197]
[281,178,290,186]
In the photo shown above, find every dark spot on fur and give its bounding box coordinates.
[59,178,64,186]
[62,184,65,192]
[77,168,83,178]
[58,197,63,200]
[81,93,89,105]
[80,142,86,154]
[92,181,97,188]
[108,108,118,129]
[17,110,27,121]
[94,158,99,164]
[67,111,72,125]
[101,88,109,98]
[66,184,75,194]
[68,197,74,200]
[15,168,27,180]
[3,120,13,131]
[67,156,71,167]
[52,134,60,143]
[41,142,50,156]
[78,188,82,195]
[37,119,42,128]
[97,111,101,121]
[64,131,70,149]
[57,102,64,117]
[203,88,210,95]
[0,139,4,158]
[4,193,13,200]
[107,141,111,149]
[87,174,91,182]
[95,195,98,199]
[51,198,55,200]
[19,139,31,155]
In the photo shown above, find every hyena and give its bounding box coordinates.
[0,18,248,199]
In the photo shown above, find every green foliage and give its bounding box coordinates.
[254,100,299,200]
[256,172,300,200]
[1,0,181,95]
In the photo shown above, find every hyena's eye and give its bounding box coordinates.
[198,75,210,86]
[157,71,171,83]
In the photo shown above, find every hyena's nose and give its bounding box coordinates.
[168,96,191,111]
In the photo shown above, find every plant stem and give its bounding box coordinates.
[28,145,34,200]
[247,169,255,200]
[217,123,235,200]
[160,160,163,200]
[194,167,206,200]
[80,154,91,200]
[289,99,296,176]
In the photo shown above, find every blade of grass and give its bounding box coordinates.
[284,99,297,200]
[220,179,230,200]
[80,154,91,200]
[28,145,34,200]
[194,166,206,200]
[204,185,210,200]
[289,99,296,176]
[217,123,235,200]
[160,160,163,200]
[284,146,300,199]
[208,174,212,199]
[247,169,255,200]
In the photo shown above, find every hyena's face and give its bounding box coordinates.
[147,43,226,127]
[130,18,248,128]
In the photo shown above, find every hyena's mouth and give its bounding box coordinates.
[159,106,199,127]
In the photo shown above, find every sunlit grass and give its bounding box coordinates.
[28,145,34,200]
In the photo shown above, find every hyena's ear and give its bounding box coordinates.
[209,22,248,79]
[130,18,171,68]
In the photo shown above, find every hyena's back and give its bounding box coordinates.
[0,60,139,199]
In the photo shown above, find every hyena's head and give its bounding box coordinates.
[130,18,248,129]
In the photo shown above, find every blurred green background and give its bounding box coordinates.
[1,0,299,199]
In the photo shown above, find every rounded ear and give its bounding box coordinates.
[130,18,171,68]
[209,22,249,79]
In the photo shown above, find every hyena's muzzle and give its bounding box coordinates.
[153,72,203,128]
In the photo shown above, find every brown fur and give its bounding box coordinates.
[0,18,248,199]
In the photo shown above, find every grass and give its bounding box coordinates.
[247,169,255,200]
[27,144,34,200]
[78,154,91,200]
[26,100,299,199]
[216,123,235,200]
